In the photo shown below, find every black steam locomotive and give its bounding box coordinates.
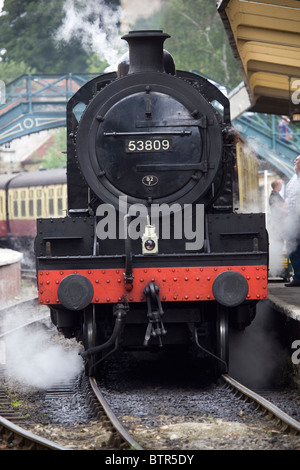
[35,31,268,376]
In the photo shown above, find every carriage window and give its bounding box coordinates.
[58,198,63,215]
[21,200,26,217]
[37,199,42,217]
[49,199,54,216]
[29,200,34,217]
[13,200,18,217]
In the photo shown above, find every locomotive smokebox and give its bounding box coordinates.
[122,30,170,74]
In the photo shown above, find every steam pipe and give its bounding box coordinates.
[81,308,126,358]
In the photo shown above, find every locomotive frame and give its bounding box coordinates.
[35,30,268,376]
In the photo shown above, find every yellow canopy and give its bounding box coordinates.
[218,0,300,117]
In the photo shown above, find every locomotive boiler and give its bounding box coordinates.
[35,30,268,376]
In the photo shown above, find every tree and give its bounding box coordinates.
[134,0,241,89]
[0,0,122,79]
[0,59,35,84]
[41,128,66,169]
[0,0,90,74]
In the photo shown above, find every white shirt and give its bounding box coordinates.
[286,173,300,213]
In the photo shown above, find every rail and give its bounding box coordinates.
[0,416,68,450]
[0,311,69,450]
[0,300,143,450]
[89,376,143,450]
[222,374,300,435]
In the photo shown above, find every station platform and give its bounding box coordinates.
[0,248,23,303]
[268,281,300,322]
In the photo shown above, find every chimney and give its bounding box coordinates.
[121,30,170,74]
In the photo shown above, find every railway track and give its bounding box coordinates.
[35,373,143,450]
[222,374,300,436]
[96,354,300,450]
[1,297,300,449]
[0,415,67,450]
[89,376,143,450]
[0,371,142,450]
[3,366,300,450]
[0,309,68,450]
[2,362,300,450]
[0,300,143,450]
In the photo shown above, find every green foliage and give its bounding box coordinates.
[0,0,122,80]
[41,128,67,169]
[0,0,90,75]
[134,0,241,89]
[0,59,35,83]
[11,398,24,408]
[86,53,109,74]
[0,0,238,89]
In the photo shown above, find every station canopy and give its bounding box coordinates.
[218,0,300,119]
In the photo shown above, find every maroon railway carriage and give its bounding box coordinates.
[0,168,67,246]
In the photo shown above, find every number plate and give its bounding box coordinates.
[126,138,172,153]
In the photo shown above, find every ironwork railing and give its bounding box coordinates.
[0,73,97,144]
[234,113,300,178]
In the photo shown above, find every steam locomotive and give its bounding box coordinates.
[35,31,268,376]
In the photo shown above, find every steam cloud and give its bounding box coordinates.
[55,0,126,66]
[4,323,83,389]
[229,303,289,388]
[268,195,287,278]
[235,130,291,278]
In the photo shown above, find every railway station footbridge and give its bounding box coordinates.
[0,73,96,145]
[0,73,299,178]
[234,113,300,179]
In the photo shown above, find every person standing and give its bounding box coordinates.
[278,116,293,143]
[268,179,286,273]
[285,155,300,286]
[269,180,285,213]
